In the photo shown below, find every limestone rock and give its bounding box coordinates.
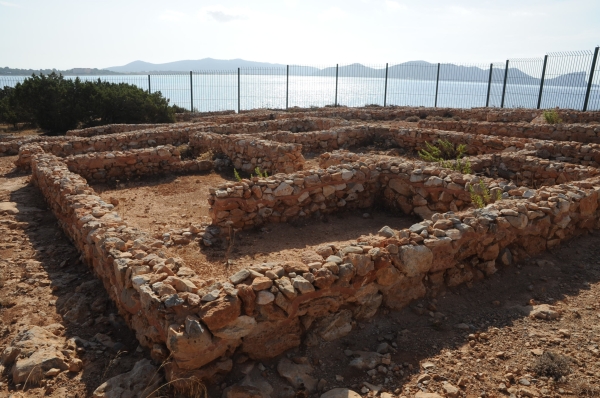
[398,245,433,277]
[378,226,396,238]
[348,351,383,370]
[442,381,460,397]
[230,269,251,285]
[301,250,324,264]
[198,296,241,330]
[277,357,317,392]
[3,326,69,385]
[256,291,275,305]
[346,253,374,276]
[320,388,362,398]
[251,277,273,291]
[92,359,162,398]
[167,318,238,369]
[315,310,353,341]
[212,316,257,340]
[242,319,302,360]
[415,393,443,398]
[292,276,315,294]
[527,304,560,320]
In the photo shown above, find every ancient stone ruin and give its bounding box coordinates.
[3,105,600,389]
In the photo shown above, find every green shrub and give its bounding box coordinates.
[419,139,471,174]
[0,73,176,134]
[469,180,502,208]
[253,167,268,178]
[419,139,466,161]
[543,109,562,124]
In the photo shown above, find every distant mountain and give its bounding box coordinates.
[3,59,592,87]
[0,67,121,76]
[106,58,287,73]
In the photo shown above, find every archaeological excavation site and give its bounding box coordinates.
[2,106,600,398]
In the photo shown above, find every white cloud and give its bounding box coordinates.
[159,10,186,22]
[0,1,20,7]
[318,6,346,21]
[385,1,407,11]
[199,6,248,23]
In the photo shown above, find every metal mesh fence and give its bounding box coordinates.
[288,65,337,109]
[2,48,599,112]
[240,68,286,111]
[589,50,600,111]
[386,62,438,107]
[437,63,494,108]
[503,57,545,109]
[541,50,595,110]
[190,71,237,113]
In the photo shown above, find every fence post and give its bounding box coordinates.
[189,71,193,112]
[434,63,440,108]
[148,75,151,94]
[383,63,388,107]
[237,68,241,113]
[583,46,599,112]
[286,65,289,110]
[334,64,339,107]
[537,55,548,109]
[485,64,493,107]
[500,60,509,108]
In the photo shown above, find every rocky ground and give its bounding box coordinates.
[212,229,600,398]
[1,137,600,397]
[91,172,419,281]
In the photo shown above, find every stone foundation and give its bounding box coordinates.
[7,105,600,388]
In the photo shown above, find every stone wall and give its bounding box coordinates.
[63,145,213,182]
[66,123,171,137]
[175,110,236,122]
[465,151,600,187]
[189,132,304,174]
[29,147,600,387]
[14,126,198,168]
[282,106,600,124]
[418,119,600,143]
[208,154,498,229]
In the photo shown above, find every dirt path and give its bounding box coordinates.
[0,156,147,397]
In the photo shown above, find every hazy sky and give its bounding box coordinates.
[1,0,598,69]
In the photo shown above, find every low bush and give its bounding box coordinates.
[533,351,571,380]
[543,109,562,124]
[419,139,471,174]
[469,180,502,208]
[0,73,176,134]
[405,115,420,122]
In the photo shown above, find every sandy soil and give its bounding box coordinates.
[92,172,420,281]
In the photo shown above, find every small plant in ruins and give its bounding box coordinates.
[419,139,471,174]
[543,108,562,124]
[233,168,242,182]
[469,180,502,209]
[253,167,268,178]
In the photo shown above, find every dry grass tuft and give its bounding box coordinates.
[572,379,600,397]
[533,351,571,380]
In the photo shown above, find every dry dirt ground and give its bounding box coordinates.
[1,122,600,397]
[92,172,419,282]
